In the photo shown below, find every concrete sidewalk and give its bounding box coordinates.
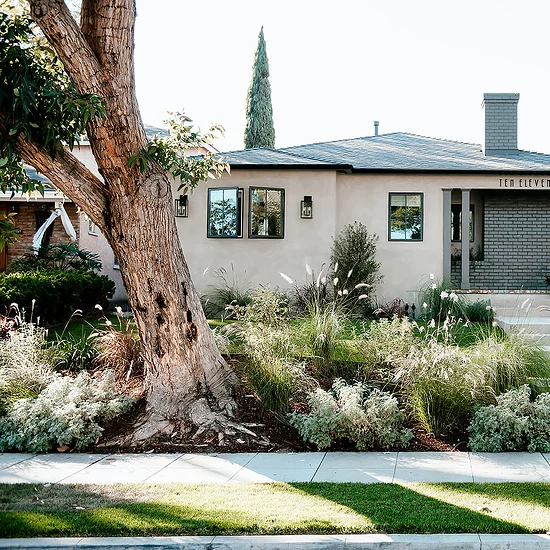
[2,451,550,484]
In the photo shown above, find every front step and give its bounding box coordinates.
[496,317,550,334]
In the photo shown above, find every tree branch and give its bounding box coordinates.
[27,0,105,96]
[17,136,109,233]
[81,0,136,86]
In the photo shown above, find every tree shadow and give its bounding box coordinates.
[291,482,531,534]
[0,481,539,538]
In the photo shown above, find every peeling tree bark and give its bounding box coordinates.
[23,0,241,442]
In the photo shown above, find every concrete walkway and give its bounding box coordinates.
[2,451,550,484]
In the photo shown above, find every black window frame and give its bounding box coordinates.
[388,192,424,242]
[207,187,243,238]
[248,187,285,239]
[451,204,475,242]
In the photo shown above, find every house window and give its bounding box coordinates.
[88,219,99,236]
[451,204,474,242]
[207,187,243,238]
[389,193,423,241]
[249,187,284,238]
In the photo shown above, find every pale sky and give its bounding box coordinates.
[134,0,550,154]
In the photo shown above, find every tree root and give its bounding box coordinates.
[120,397,264,446]
[189,398,258,445]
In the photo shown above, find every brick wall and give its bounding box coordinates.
[2,202,80,265]
[457,191,550,290]
[483,93,519,154]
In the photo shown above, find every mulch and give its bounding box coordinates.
[94,385,463,455]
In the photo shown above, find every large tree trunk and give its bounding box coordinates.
[24,0,243,442]
[107,170,239,441]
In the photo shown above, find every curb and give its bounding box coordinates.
[1,534,550,550]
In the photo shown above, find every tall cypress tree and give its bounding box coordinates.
[244,27,275,149]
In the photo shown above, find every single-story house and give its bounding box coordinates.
[177,93,550,304]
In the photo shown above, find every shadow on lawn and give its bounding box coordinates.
[291,482,530,534]
[0,482,534,538]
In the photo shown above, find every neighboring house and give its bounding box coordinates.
[176,94,550,304]
[0,167,80,271]
[0,125,216,304]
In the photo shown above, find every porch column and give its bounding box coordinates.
[442,189,452,282]
[461,188,471,290]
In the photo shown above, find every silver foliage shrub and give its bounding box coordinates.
[0,370,134,452]
[468,385,550,452]
[289,378,412,450]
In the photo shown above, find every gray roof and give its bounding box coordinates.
[222,133,550,172]
[24,164,54,187]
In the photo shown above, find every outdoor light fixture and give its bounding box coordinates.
[175,194,188,218]
[300,195,313,219]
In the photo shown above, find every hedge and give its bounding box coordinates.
[0,269,115,322]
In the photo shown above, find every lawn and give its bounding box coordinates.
[1,482,550,537]
[47,316,234,342]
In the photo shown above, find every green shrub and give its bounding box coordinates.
[289,379,412,450]
[54,330,99,372]
[201,266,253,320]
[8,243,102,272]
[419,278,493,324]
[460,299,494,323]
[0,269,115,322]
[330,222,383,309]
[0,370,134,452]
[469,385,550,452]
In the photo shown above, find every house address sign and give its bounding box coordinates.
[499,177,550,188]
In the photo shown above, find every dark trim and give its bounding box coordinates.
[349,168,550,175]
[206,187,243,239]
[388,192,424,242]
[248,187,285,239]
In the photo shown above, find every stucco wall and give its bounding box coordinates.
[337,173,445,302]
[79,214,126,302]
[173,169,338,295]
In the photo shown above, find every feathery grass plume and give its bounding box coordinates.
[92,310,144,398]
[232,286,315,414]
[201,265,252,320]
[0,320,57,414]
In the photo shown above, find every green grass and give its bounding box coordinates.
[1,482,550,537]
[48,316,235,342]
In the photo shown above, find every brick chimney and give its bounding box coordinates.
[482,93,520,156]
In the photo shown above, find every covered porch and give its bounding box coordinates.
[443,188,550,291]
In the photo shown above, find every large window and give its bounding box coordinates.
[389,193,423,241]
[207,187,243,238]
[249,187,284,238]
[451,204,474,242]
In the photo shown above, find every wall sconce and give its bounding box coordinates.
[9,204,20,214]
[300,196,313,219]
[175,194,188,218]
